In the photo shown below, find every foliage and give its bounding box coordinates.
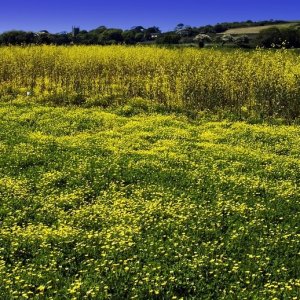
[0,26,162,46]
[258,26,300,48]
[98,29,124,45]
[197,20,288,34]
[0,102,299,299]
[220,34,235,45]
[193,34,212,48]
[0,31,35,45]
[234,35,250,47]
[1,46,300,119]
[0,20,291,47]
[156,32,181,44]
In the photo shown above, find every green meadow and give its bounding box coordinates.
[0,102,299,299]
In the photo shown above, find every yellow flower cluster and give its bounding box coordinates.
[1,46,300,119]
[0,103,299,298]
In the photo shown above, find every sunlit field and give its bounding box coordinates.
[1,45,300,119]
[0,46,300,299]
[0,102,299,299]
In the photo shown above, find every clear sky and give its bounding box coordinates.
[0,0,299,33]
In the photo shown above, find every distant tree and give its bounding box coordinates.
[234,35,250,47]
[280,27,300,48]
[131,26,144,33]
[24,32,35,44]
[1,20,294,47]
[72,30,99,45]
[122,30,136,44]
[144,26,161,40]
[198,25,215,34]
[221,34,235,45]
[156,32,181,44]
[0,30,35,44]
[122,26,160,44]
[98,29,124,44]
[179,36,195,44]
[257,27,282,48]
[35,31,52,44]
[52,33,71,45]
[121,26,147,44]
[134,32,144,42]
[193,34,212,47]
[214,24,228,33]
[175,24,193,37]
[175,23,185,32]
[256,26,300,48]
[89,26,107,37]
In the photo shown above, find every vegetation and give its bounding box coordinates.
[0,26,161,46]
[1,43,300,299]
[258,26,300,48]
[210,19,289,33]
[0,101,299,299]
[0,20,298,48]
[1,46,300,120]
[222,22,300,34]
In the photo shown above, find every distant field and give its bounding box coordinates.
[0,103,300,299]
[222,22,300,34]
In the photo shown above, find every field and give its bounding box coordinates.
[0,46,300,299]
[1,46,300,119]
[222,22,300,35]
[0,102,300,299]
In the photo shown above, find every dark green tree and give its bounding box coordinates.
[156,32,181,44]
[280,27,300,48]
[0,30,35,44]
[234,35,250,47]
[144,27,161,40]
[98,29,124,44]
[257,27,282,48]
[214,24,228,33]
[122,30,136,44]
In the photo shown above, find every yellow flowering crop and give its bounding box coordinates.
[0,45,300,119]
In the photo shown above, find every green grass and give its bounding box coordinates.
[0,102,300,299]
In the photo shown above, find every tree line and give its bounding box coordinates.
[1,20,300,48]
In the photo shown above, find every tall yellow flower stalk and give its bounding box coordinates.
[0,45,300,118]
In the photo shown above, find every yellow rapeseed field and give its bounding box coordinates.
[1,45,300,119]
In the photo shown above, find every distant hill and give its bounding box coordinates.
[221,22,300,35]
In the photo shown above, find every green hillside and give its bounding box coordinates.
[222,22,300,35]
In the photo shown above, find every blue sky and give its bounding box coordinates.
[0,0,299,33]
